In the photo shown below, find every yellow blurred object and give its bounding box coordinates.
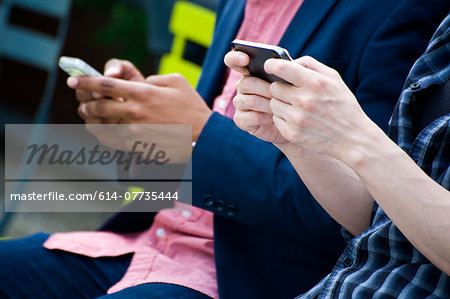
[158,1,216,87]
[122,186,146,206]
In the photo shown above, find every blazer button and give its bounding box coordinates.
[226,204,238,217]
[342,256,353,268]
[410,81,421,90]
[214,200,226,211]
[203,195,214,207]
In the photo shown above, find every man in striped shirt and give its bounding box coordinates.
[230,13,450,298]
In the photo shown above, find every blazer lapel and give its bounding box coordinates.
[279,0,338,56]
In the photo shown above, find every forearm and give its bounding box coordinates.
[278,144,373,236]
[191,113,344,242]
[342,122,450,275]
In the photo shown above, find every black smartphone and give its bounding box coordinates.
[231,39,293,83]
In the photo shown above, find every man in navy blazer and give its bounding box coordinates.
[89,0,449,297]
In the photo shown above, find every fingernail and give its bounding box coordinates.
[116,97,125,102]
[238,54,247,65]
[67,77,78,88]
[92,92,102,99]
[264,59,274,71]
[80,103,90,117]
[104,66,120,76]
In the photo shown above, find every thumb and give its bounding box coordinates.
[294,56,337,77]
[104,59,145,81]
[104,62,122,78]
[224,51,250,76]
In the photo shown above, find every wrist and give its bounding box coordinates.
[192,110,213,142]
[338,119,394,172]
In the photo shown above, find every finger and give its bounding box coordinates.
[236,76,271,98]
[264,58,321,87]
[104,58,145,81]
[144,73,187,87]
[234,110,274,129]
[77,88,122,103]
[78,103,102,124]
[79,103,114,124]
[254,123,288,144]
[269,97,294,121]
[84,99,129,119]
[294,56,338,78]
[272,114,290,139]
[234,113,282,143]
[233,93,272,114]
[224,51,250,76]
[269,81,304,105]
[76,89,97,103]
[67,76,160,100]
[84,124,128,151]
[84,116,103,124]
[97,117,122,124]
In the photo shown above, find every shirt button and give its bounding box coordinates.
[217,99,227,109]
[410,82,421,90]
[182,210,191,218]
[343,256,353,267]
[156,228,166,237]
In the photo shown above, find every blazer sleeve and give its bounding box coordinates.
[352,0,450,134]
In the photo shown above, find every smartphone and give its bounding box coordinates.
[58,56,102,77]
[231,39,293,83]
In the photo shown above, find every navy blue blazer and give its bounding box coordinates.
[101,0,449,298]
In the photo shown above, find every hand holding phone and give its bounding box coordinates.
[58,56,102,77]
[231,39,293,83]
[59,56,129,103]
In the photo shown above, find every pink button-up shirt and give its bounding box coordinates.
[44,0,303,298]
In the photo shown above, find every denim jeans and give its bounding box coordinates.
[0,233,211,299]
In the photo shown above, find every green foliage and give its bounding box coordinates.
[74,0,148,67]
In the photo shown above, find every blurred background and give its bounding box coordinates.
[0,0,219,237]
